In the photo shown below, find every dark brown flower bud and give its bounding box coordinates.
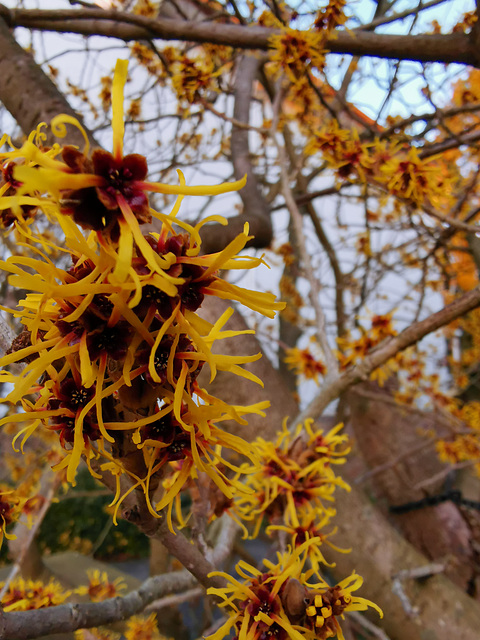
[281,578,308,622]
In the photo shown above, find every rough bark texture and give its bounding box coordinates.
[200,54,273,255]
[0,569,195,640]
[348,383,478,594]
[0,17,97,147]
[323,482,480,640]
[0,6,474,67]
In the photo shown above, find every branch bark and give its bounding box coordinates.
[0,5,475,67]
[0,17,97,147]
[200,54,272,254]
[0,568,195,640]
[295,285,480,424]
[323,479,480,640]
[0,514,237,640]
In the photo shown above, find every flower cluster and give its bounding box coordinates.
[0,576,71,611]
[0,482,39,549]
[268,29,327,83]
[314,0,348,33]
[235,419,350,548]
[73,570,131,640]
[207,539,382,640]
[0,59,283,529]
[336,313,399,385]
[125,613,170,640]
[381,147,451,209]
[0,56,384,640]
[171,53,220,105]
[284,346,326,385]
[305,120,455,211]
[76,569,127,602]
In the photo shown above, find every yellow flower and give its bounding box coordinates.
[1,59,246,283]
[269,28,326,83]
[120,396,266,531]
[337,314,397,371]
[171,53,219,104]
[284,347,326,384]
[0,484,29,549]
[207,539,381,640]
[305,120,351,158]
[314,0,348,33]
[380,147,452,209]
[304,573,383,640]
[75,569,127,602]
[0,576,71,611]
[266,511,350,571]
[125,613,170,640]
[236,420,350,536]
[0,58,284,534]
[437,433,480,466]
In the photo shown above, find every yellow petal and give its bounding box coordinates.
[14,166,103,198]
[143,173,247,196]
[50,114,90,156]
[112,59,128,160]
[112,216,133,283]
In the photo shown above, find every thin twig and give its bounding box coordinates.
[199,97,267,133]
[390,562,448,620]
[0,472,61,601]
[413,458,480,491]
[145,586,203,612]
[354,0,449,32]
[348,611,391,640]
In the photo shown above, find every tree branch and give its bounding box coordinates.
[275,138,339,377]
[0,568,195,640]
[295,285,480,423]
[0,17,97,146]
[0,514,237,640]
[0,6,474,67]
[200,54,273,254]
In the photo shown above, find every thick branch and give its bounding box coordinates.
[0,6,474,67]
[0,17,97,146]
[152,518,225,590]
[324,479,480,640]
[93,461,225,591]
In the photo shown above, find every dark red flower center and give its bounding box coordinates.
[0,498,13,525]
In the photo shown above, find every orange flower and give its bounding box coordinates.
[284,347,326,383]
